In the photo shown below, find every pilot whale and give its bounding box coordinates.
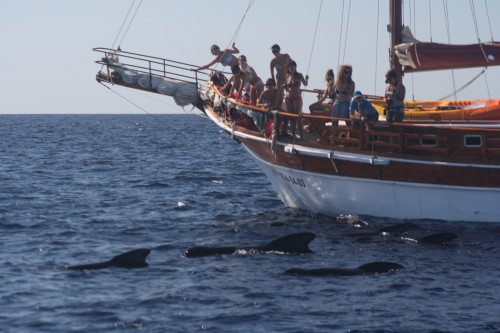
[184,232,316,258]
[402,232,457,245]
[284,261,404,276]
[345,222,418,237]
[67,248,151,270]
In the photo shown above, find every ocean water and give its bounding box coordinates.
[0,114,499,333]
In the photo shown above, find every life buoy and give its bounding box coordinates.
[265,118,284,136]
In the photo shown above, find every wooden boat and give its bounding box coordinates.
[93,1,500,222]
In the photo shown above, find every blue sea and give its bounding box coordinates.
[1,114,499,333]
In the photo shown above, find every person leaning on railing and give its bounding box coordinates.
[349,91,379,128]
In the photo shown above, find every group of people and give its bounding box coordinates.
[195,43,406,125]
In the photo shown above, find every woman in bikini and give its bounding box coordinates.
[309,69,336,115]
[239,55,264,104]
[332,65,355,126]
[195,42,240,71]
[269,44,292,110]
[284,61,308,137]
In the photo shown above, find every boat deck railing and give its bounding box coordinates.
[93,47,220,86]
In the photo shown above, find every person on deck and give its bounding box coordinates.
[332,65,355,126]
[309,69,336,115]
[349,91,379,124]
[239,55,264,104]
[384,69,406,123]
[257,78,278,109]
[269,44,292,110]
[284,60,309,138]
[195,43,240,71]
[219,64,245,100]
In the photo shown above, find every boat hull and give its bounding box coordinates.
[203,104,500,223]
[245,145,500,222]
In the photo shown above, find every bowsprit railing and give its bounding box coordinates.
[93,47,211,86]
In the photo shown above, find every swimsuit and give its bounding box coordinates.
[221,53,236,66]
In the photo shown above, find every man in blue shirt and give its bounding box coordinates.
[349,91,379,123]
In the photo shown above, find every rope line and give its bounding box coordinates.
[438,69,485,100]
[98,81,155,116]
[111,0,137,49]
[341,0,352,65]
[484,0,494,41]
[306,0,323,75]
[118,0,144,47]
[226,0,255,50]
[336,0,345,68]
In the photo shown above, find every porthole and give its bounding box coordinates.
[464,135,482,147]
[420,137,437,146]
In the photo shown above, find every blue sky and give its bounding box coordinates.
[1,0,499,114]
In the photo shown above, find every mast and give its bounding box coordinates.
[389,0,403,81]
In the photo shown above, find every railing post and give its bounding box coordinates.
[149,61,153,88]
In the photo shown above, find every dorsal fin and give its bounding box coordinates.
[264,232,315,253]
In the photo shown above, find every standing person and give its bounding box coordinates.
[195,43,240,71]
[309,69,336,115]
[269,44,292,110]
[349,91,379,123]
[239,55,264,104]
[332,65,355,125]
[257,78,278,109]
[384,69,406,123]
[284,61,309,137]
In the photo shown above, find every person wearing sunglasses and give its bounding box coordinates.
[269,44,292,110]
[332,65,355,126]
[309,69,336,115]
[349,91,379,124]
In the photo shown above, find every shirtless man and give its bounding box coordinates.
[269,44,292,110]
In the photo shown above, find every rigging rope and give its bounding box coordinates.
[98,81,155,116]
[484,0,494,41]
[373,0,380,95]
[428,0,433,42]
[111,0,143,49]
[442,0,457,100]
[438,69,485,100]
[111,0,136,49]
[118,0,143,47]
[306,0,323,75]
[341,0,352,65]
[225,0,255,53]
[336,0,346,68]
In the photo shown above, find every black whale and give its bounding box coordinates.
[184,232,316,257]
[67,248,151,270]
[284,261,404,276]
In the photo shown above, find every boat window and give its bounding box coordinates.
[420,137,437,147]
[464,135,482,147]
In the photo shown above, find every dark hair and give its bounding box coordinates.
[266,78,276,86]
[271,44,280,51]
[385,69,397,79]
[231,64,240,74]
[288,60,297,68]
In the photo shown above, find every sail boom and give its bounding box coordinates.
[395,42,500,72]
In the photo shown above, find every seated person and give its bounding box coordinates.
[349,91,379,123]
[309,69,336,115]
[257,78,278,109]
